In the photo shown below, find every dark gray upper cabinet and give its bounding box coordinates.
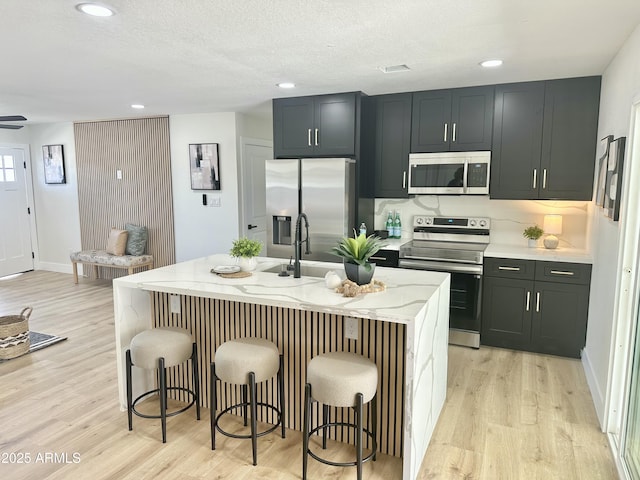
[374,93,412,198]
[411,86,494,153]
[490,76,601,200]
[273,93,358,158]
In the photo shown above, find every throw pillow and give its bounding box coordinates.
[125,223,148,256]
[106,228,128,256]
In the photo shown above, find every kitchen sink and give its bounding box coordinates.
[262,264,339,278]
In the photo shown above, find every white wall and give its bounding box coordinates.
[28,123,82,273]
[583,24,640,425]
[169,112,242,262]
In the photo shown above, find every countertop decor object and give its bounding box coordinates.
[229,237,262,271]
[331,232,387,285]
[522,225,544,248]
[543,215,563,249]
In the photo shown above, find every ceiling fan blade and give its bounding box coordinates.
[0,115,27,122]
[0,124,24,129]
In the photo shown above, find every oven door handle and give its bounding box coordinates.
[398,258,483,275]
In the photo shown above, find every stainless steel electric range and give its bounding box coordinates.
[399,215,491,348]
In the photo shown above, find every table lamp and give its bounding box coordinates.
[543,215,562,249]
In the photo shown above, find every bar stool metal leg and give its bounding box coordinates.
[191,343,201,420]
[356,392,363,480]
[372,392,377,461]
[278,354,286,439]
[322,404,329,449]
[242,385,248,427]
[159,357,167,443]
[302,383,311,480]
[126,350,133,431]
[249,371,258,466]
[210,362,217,450]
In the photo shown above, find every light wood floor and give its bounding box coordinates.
[0,271,619,479]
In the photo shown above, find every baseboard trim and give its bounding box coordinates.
[36,261,78,275]
[582,348,606,428]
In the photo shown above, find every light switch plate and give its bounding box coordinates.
[344,317,358,340]
[210,196,221,207]
[169,295,181,314]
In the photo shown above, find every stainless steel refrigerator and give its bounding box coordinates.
[266,158,356,262]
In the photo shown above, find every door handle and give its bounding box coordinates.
[314,128,319,146]
[403,171,407,189]
[542,169,547,189]
[443,123,448,142]
[526,291,531,312]
[452,123,457,142]
[248,224,257,230]
[308,129,312,146]
[533,169,537,189]
[536,292,540,312]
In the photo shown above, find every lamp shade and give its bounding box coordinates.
[543,215,563,235]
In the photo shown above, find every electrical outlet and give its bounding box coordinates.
[169,295,181,314]
[344,317,358,340]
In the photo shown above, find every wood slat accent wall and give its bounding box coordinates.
[152,293,406,458]
[74,117,175,279]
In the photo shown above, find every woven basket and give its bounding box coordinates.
[0,307,32,360]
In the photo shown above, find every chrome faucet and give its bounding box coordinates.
[293,213,311,278]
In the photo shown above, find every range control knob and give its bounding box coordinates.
[424,217,433,225]
[469,219,477,227]
[416,217,424,225]
[479,219,487,228]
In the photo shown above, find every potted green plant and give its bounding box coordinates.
[523,225,544,248]
[331,232,387,285]
[230,237,262,271]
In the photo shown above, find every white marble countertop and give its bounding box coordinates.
[113,254,449,325]
[485,243,593,263]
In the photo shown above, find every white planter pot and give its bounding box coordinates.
[527,239,538,248]
[237,257,257,272]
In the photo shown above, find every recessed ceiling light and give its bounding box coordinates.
[277,82,296,89]
[480,59,503,68]
[76,3,115,17]
[131,104,145,109]
[379,64,411,74]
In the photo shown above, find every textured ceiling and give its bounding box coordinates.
[2,0,640,124]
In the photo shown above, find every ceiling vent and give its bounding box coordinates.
[379,64,411,74]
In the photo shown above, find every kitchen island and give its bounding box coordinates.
[113,254,449,480]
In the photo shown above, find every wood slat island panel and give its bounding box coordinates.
[152,293,406,457]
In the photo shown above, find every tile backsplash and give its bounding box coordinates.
[374,196,591,250]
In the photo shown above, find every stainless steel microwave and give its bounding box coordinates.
[408,151,491,195]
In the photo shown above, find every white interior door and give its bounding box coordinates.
[240,138,271,256]
[0,148,33,276]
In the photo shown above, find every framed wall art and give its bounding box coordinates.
[43,144,66,184]
[189,143,220,190]
[595,135,614,207]
[603,136,626,221]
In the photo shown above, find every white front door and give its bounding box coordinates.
[239,138,272,256]
[0,148,34,277]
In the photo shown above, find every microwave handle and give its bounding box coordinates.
[462,160,469,192]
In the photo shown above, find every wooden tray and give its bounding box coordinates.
[216,271,252,279]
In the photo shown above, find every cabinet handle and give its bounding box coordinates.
[536,292,541,312]
[550,270,575,276]
[543,169,547,189]
[403,171,407,189]
[526,291,531,312]
[533,169,537,189]
[308,129,312,146]
[314,128,319,146]
[452,123,457,142]
[443,123,448,142]
[498,266,520,271]
[370,256,388,261]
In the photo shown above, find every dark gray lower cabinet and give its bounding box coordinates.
[481,257,591,358]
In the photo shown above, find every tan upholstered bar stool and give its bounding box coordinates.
[303,352,378,480]
[126,327,201,443]
[210,337,285,466]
